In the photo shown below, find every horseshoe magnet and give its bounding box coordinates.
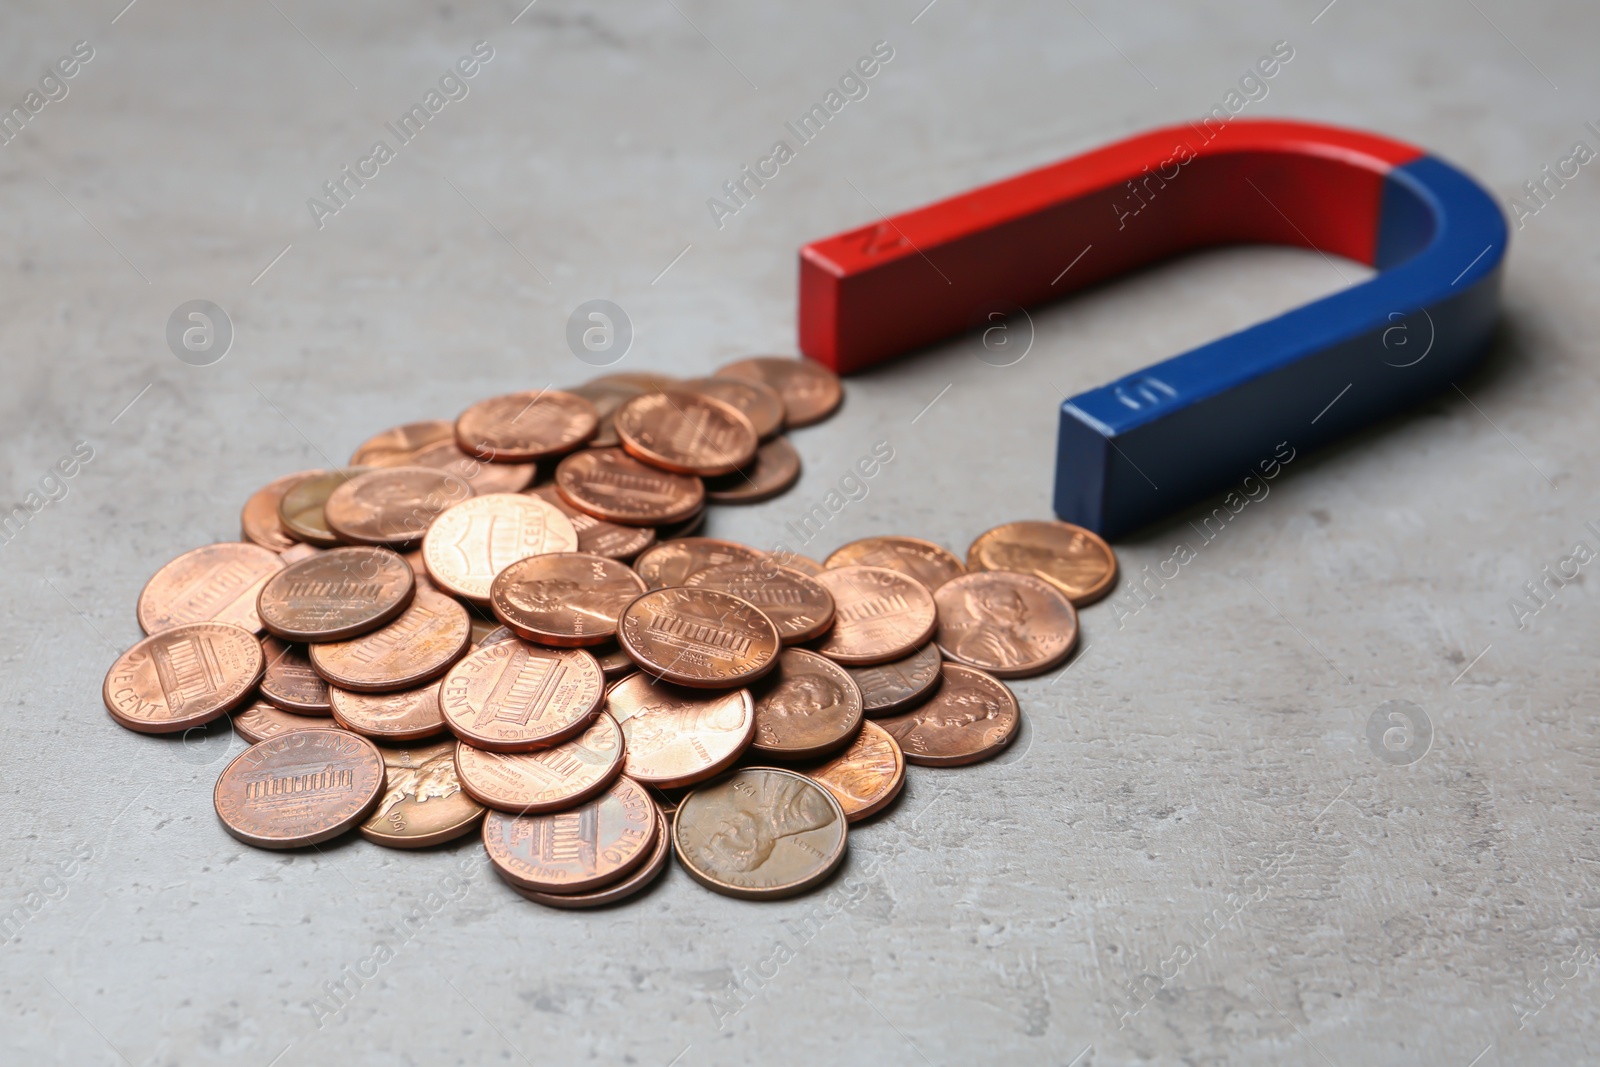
[798,119,1507,539]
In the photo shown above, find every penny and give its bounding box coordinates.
[329,680,447,742]
[213,728,386,849]
[455,390,598,463]
[631,537,766,590]
[681,376,786,440]
[553,448,705,528]
[748,649,864,761]
[278,468,370,547]
[453,711,625,813]
[588,372,677,392]
[241,471,322,551]
[309,580,471,691]
[613,391,758,476]
[810,566,939,666]
[618,587,781,688]
[323,466,473,548]
[687,563,835,644]
[967,519,1119,606]
[528,483,658,559]
[801,721,906,822]
[482,775,658,892]
[567,380,644,449]
[934,571,1079,679]
[420,492,578,603]
[606,674,755,788]
[876,663,1020,766]
[715,356,843,428]
[490,552,646,647]
[438,638,604,752]
[514,807,670,908]
[358,740,486,849]
[259,635,331,715]
[257,546,415,642]
[673,767,847,899]
[234,698,323,744]
[825,536,966,591]
[137,542,285,635]
[103,622,264,734]
[702,436,802,505]
[844,641,943,716]
[348,420,456,467]
[408,440,537,494]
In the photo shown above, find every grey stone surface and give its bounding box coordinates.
[1,0,1596,1063]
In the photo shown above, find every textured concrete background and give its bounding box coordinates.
[1,0,1596,1064]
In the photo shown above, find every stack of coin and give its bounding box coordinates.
[102,357,1119,908]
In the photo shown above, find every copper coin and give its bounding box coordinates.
[309,580,471,691]
[715,356,843,428]
[613,390,758,476]
[257,546,415,642]
[801,721,906,822]
[490,552,647,647]
[278,468,370,547]
[589,372,677,392]
[214,728,386,848]
[454,710,625,813]
[137,542,285,635]
[234,698,323,744]
[703,437,803,505]
[681,376,786,440]
[259,635,331,715]
[672,766,847,899]
[553,447,705,528]
[687,562,835,644]
[439,638,603,752]
[514,807,670,908]
[323,466,473,548]
[656,509,706,540]
[359,739,486,848]
[877,663,1020,766]
[811,566,938,666]
[934,571,1079,678]
[591,641,637,680]
[606,673,755,788]
[103,622,265,734]
[567,381,644,449]
[748,649,863,761]
[455,389,598,463]
[825,535,966,591]
[967,519,1119,606]
[631,537,766,590]
[329,680,447,742]
[408,439,537,494]
[348,420,456,467]
[845,642,943,716]
[528,483,657,559]
[241,471,322,551]
[482,775,658,892]
[617,587,781,688]
[421,492,578,603]
[279,543,322,565]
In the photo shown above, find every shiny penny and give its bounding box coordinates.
[348,420,456,467]
[259,635,331,715]
[309,580,471,691]
[454,710,625,813]
[214,728,386,849]
[801,720,906,822]
[408,439,537,494]
[631,537,766,590]
[137,542,284,636]
[825,535,966,591]
[715,356,843,428]
[529,483,657,559]
[482,775,658,892]
[553,448,704,528]
[329,680,447,742]
[257,546,415,642]
[103,622,264,734]
[278,468,370,547]
[967,519,1119,606]
[490,552,646,647]
[673,766,847,900]
[680,376,786,440]
[877,663,1021,766]
[811,565,939,666]
[323,466,473,548]
[613,390,758,476]
[359,739,486,849]
[845,641,943,716]
[438,638,603,752]
[934,570,1079,679]
[567,380,643,449]
[617,587,780,688]
[606,673,755,788]
[234,699,323,744]
[455,390,598,463]
[748,649,864,761]
[687,562,835,644]
[421,492,578,603]
[241,471,323,551]
[514,807,670,908]
[703,436,803,505]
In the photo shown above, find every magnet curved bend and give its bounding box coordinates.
[797,120,1507,539]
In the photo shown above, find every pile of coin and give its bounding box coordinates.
[102,357,1118,906]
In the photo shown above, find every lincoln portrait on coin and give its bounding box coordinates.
[882,683,1005,749]
[372,750,460,821]
[703,775,836,872]
[949,581,1035,668]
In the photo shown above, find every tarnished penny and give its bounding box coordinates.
[606,673,755,788]
[811,566,938,666]
[529,484,657,559]
[514,807,670,908]
[214,729,386,849]
[613,390,758,476]
[309,580,471,691]
[490,553,646,647]
[877,663,1020,766]
[409,440,537,495]
[439,639,604,752]
[278,468,370,547]
[631,537,766,590]
[482,775,658,892]
[553,448,705,527]
[455,390,598,463]
[103,622,264,734]
[845,642,943,716]
[801,721,906,822]
[137,542,285,635]
[323,466,473,547]
[567,380,643,449]
[348,420,456,467]
[259,636,331,715]
[703,437,803,505]
[688,563,835,644]
[257,546,415,642]
[967,519,1119,606]
[681,376,786,440]
[934,571,1079,679]
[234,699,322,744]
[673,767,847,899]
[329,680,447,742]
[748,649,864,761]
[715,356,843,428]
[421,492,578,603]
[617,587,780,688]
[454,711,624,813]
[242,471,323,551]
[359,740,486,848]
[825,536,966,591]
